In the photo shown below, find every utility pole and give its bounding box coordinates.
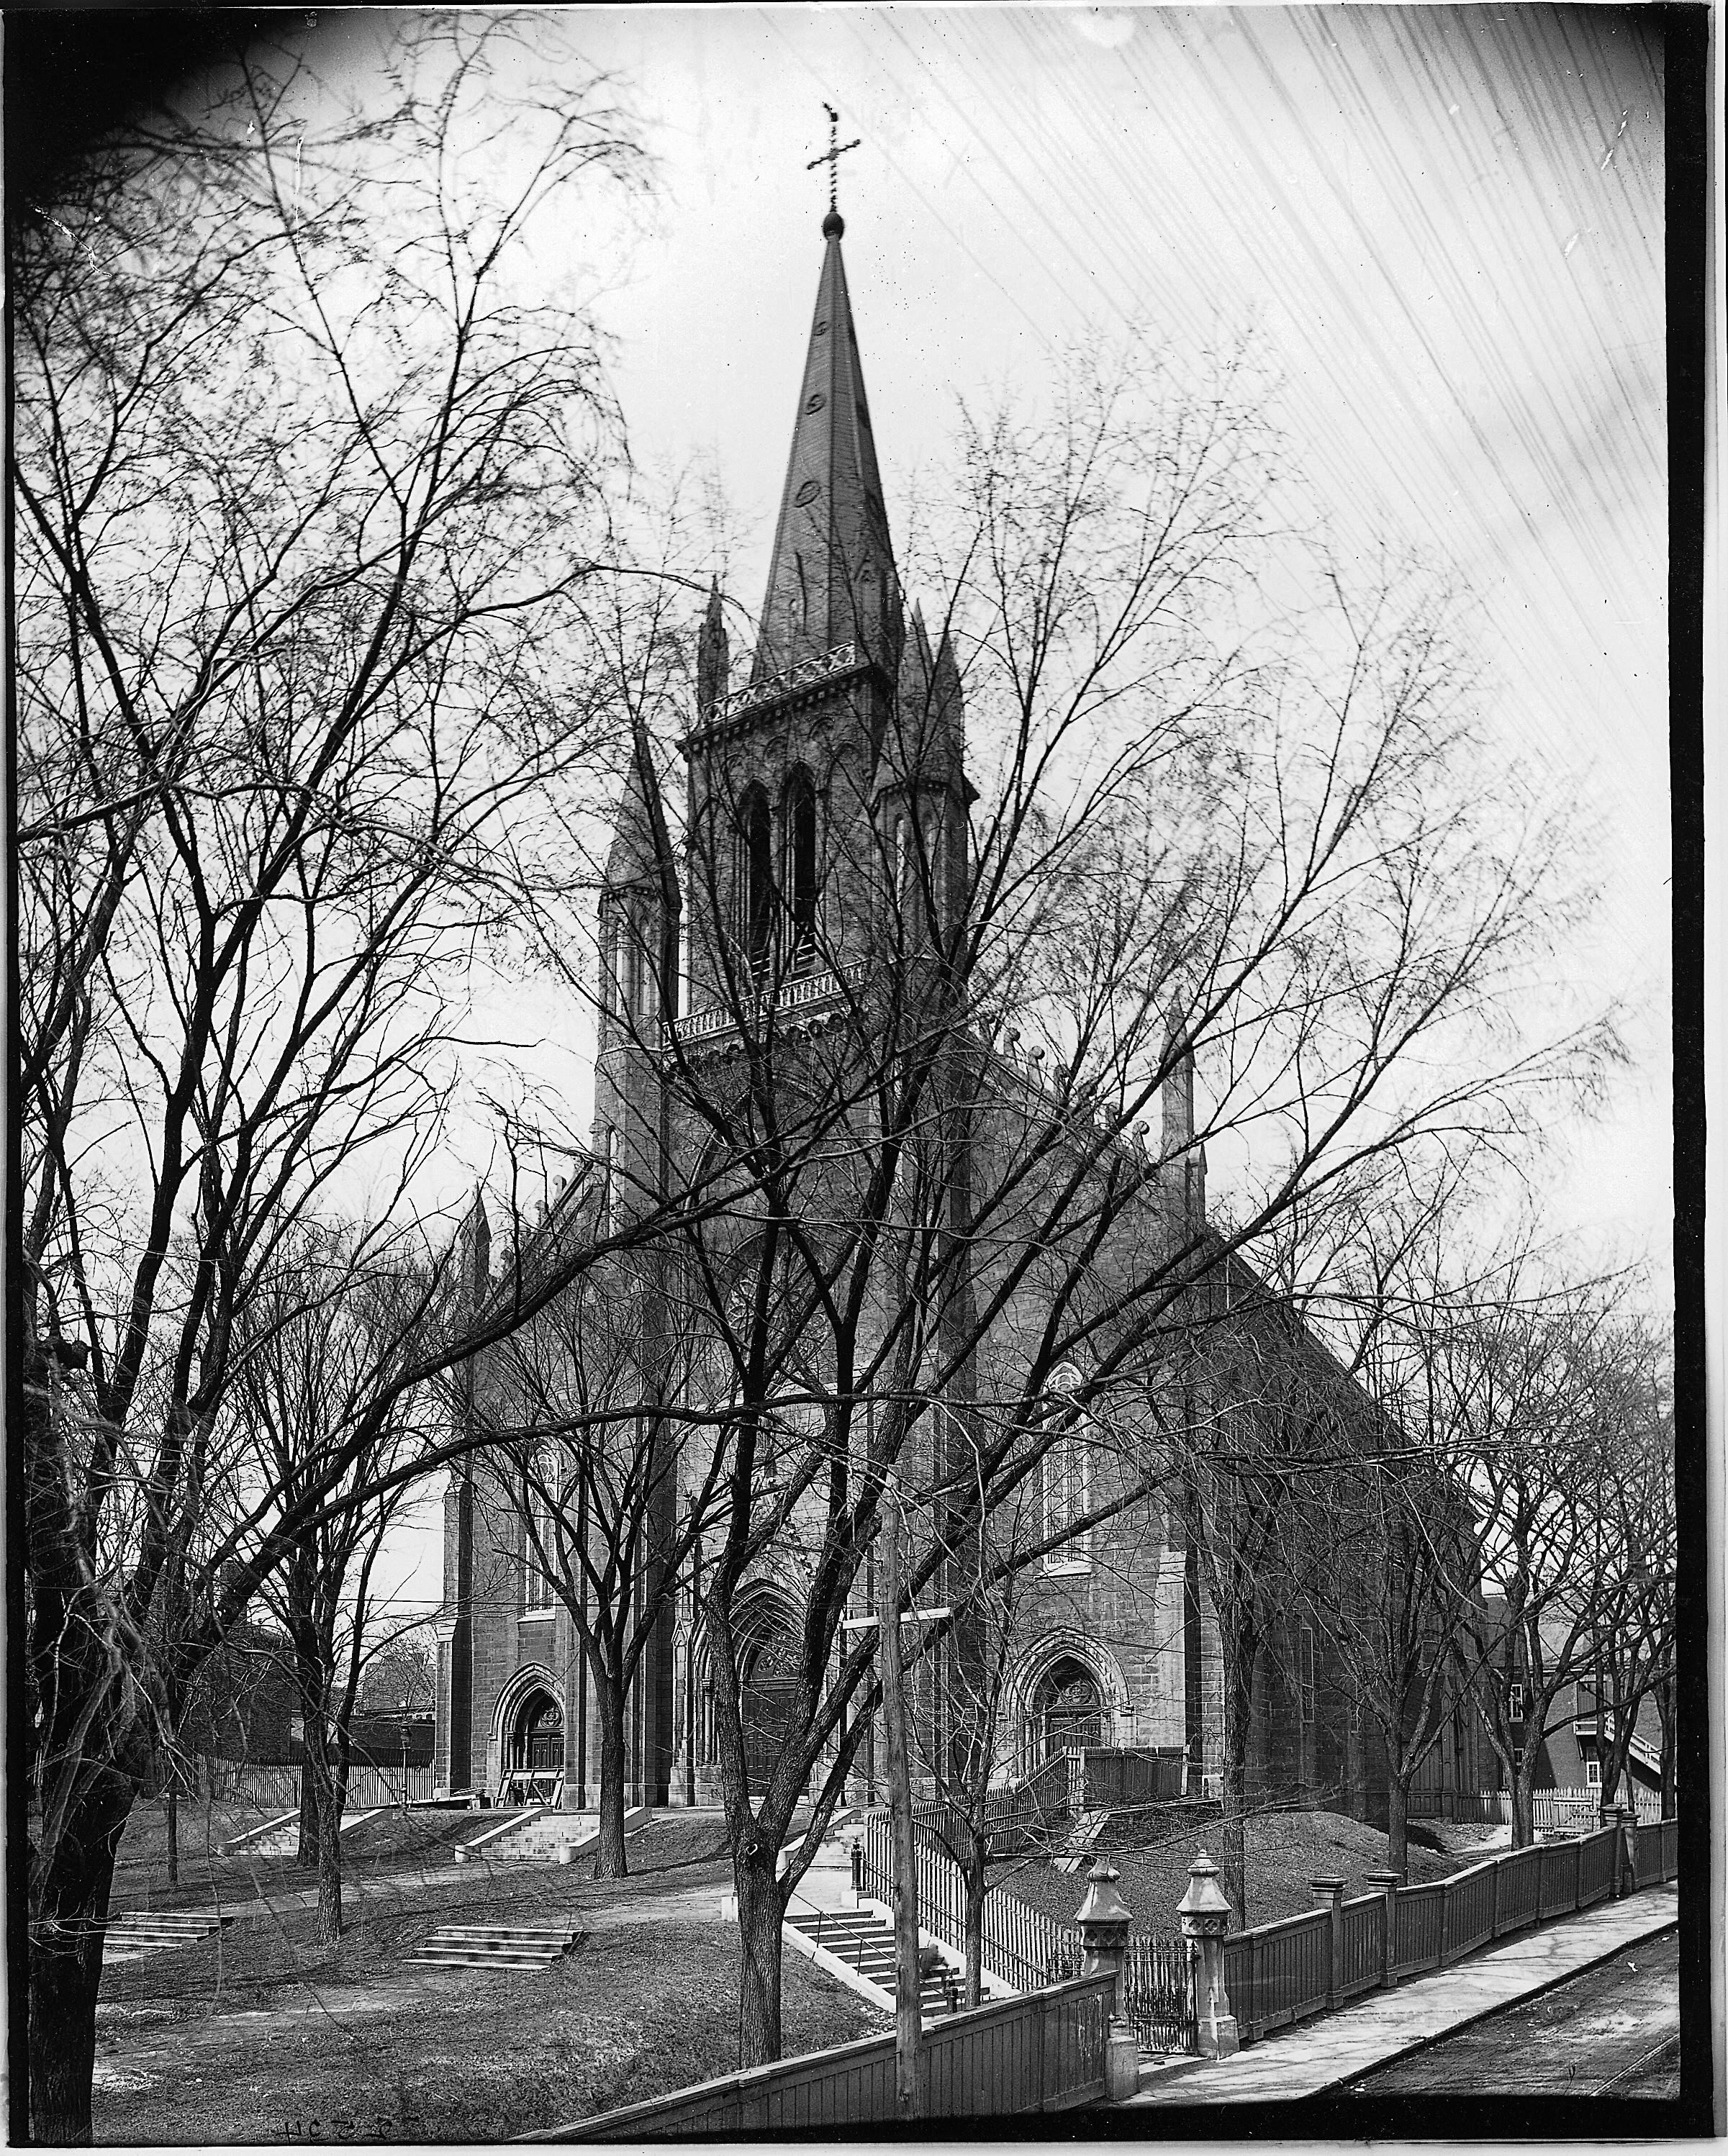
[878,1476,925,2119]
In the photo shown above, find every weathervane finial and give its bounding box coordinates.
[807,101,861,235]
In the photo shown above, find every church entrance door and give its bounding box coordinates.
[514,1688,564,1773]
[739,1617,800,1795]
[1035,1658,1103,1762]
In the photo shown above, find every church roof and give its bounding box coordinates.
[751,211,901,685]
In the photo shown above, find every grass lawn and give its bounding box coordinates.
[108,1798,751,1924]
[996,1806,1473,1936]
[95,1908,888,2143]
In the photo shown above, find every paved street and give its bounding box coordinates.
[1343,1926,1679,2098]
[1128,1885,1679,2106]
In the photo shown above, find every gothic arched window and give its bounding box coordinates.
[524,1450,559,1612]
[1041,1362,1093,1575]
[783,768,818,971]
[737,786,773,977]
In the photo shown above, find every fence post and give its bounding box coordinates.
[1177,1850,1239,2059]
[1364,1872,1398,1988]
[1573,1832,1584,1911]
[1613,1804,1637,1897]
[1075,1857,1139,2101]
[1033,1987,1049,2111]
[1309,1878,1344,2008]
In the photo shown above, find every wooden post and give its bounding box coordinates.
[879,1482,925,2118]
[1308,1878,1344,2008]
[1364,1871,1399,1989]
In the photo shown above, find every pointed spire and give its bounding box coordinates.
[752,217,901,684]
[697,579,729,715]
[885,602,965,795]
[604,717,678,907]
[459,1186,491,1307]
[896,602,934,712]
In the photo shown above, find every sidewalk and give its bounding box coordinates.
[1127,1884,1678,2105]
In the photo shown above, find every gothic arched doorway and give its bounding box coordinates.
[512,1687,564,1774]
[1034,1657,1103,1762]
[739,1611,800,1794]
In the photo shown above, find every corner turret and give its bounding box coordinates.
[697,580,729,717]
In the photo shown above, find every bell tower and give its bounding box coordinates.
[681,201,904,1016]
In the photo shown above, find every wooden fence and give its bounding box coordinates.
[1223,1818,1675,2043]
[533,1975,1116,2138]
[1074,1749,1186,1811]
[1447,1787,1663,1829]
[193,1762,439,1811]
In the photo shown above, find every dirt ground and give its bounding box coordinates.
[95,1913,888,2142]
[94,1803,879,2142]
[998,1806,1475,1934]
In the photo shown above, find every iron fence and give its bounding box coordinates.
[1121,1934,1196,2053]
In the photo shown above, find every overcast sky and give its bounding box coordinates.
[357,3,1670,1613]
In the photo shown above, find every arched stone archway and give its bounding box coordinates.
[1006,1631,1131,1776]
[690,1582,805,1799]
[486,1662,564,1797]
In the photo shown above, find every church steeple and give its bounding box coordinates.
[752,209,902,685]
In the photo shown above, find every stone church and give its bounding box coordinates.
[433,203,1444,1826]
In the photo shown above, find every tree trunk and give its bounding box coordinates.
[734,1844,787,2069]
[1510,1765,1534,1849]
[963,1841,987,2008]
[316,1780,344,1944]
[165,1785,178,1890]
[591,1677,630,1880]
[1218,1644,1254,1930]
[1385,1772,1409,1881]
[296,1759,317,1867]
[300,1712,345,1944]
[880,1491,925,2117]
[28,1763,136,2143]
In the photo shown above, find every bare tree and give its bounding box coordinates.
[231,1226,439,1942]
[14,24,662,2137]
[1557,1317,1675,1818]
[1271,1159,1505,1878]
[1443,1266,1646,1846]
[530,336,1615,2062]
[476,1254,729,1878]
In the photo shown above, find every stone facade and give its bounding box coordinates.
[435,209,1392,1823]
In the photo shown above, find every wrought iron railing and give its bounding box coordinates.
[1121,1933,1197,2054]
[672,964,860,1046]
[710,643,864,726]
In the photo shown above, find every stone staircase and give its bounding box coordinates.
[105,1910,232,1962]
[784,1906,962,2020]
[410,1919,583,1972]
[454,1806,646,1864]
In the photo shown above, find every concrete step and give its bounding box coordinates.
[409,1919,581,1971]
[107,1912,231,1953]
[784,1908,959,2012]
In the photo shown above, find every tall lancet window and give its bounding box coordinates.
[737,786,773,977]
[784,769,818,972]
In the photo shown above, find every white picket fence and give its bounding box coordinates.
[1452,1786,1663,1830]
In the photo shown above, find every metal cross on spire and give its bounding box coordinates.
[807,101,861,219]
